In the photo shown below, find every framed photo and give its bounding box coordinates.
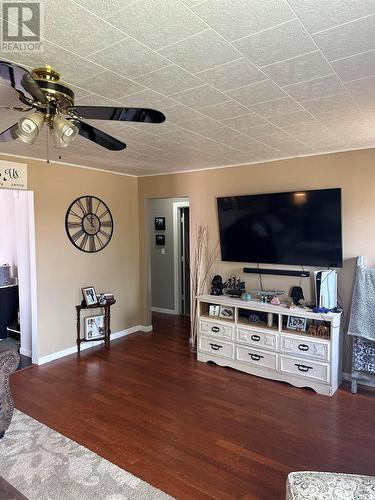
[85,314,105,340]
[219,305,234,320]
[209,304,220,317]
[155,234,165,246]
[287,315,307,332]
[154,217,165,231]
[82,286,98,307]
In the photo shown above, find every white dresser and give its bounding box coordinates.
[197,294,342,396]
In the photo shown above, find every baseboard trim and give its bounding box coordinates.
[37,325,153,366]
[19,348,32,358]
[151,307,179,315]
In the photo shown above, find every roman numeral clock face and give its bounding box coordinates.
[65,196,113,253]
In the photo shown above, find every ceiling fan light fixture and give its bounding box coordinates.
[17,111,45,144]
[51,115,78,148]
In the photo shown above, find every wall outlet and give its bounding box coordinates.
[161,248,166,255]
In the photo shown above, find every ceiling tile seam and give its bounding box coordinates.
[168,84,207,97]
[194,56,246,75]
[345,72,375,84]
[281,72,336,88]
[123,64,175,81]
[102,0,142,20]
[296,91,349,105]
[285,0,373,129]
[85,38,131,59]
[177,7,345,152]
[166,3,344,152]
[154,27,211,51]
[330,47,375,63]
[196,100,241,111]
[230,18,297,43]
[259,49,320,69]
[311,11,375,35]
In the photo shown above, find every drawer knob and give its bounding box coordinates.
[210,343,223,351]
[251,334,261,342]
[298,344,309,352]
[295,363,313,373]
[211,326,220,333]
[249,353,264,361]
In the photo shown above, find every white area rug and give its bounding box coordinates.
[0,410,173,499]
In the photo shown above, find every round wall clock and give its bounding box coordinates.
[65,195,113,253]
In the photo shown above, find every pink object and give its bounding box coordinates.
[271,296,280,305]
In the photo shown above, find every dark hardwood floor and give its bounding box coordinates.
[10,313,375,499]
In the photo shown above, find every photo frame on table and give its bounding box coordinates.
[219,305,234,320]
[209,304,220,317]
[154,217,166,231]
[85,314,105,340]
[287,315,307,332]
[82,286,98,307]
[155,234,165,246]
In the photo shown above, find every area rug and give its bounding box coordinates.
[0,410,173,499]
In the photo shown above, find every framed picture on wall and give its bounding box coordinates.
[154,217,165,230]
[155,234,165,246]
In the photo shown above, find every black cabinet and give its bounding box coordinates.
[0,285,19,338]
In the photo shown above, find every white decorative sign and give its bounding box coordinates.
[0,160,27,189]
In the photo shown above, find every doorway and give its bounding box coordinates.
[0,189,37,367]
[149,197,190,316]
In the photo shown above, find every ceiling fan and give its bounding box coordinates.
[0,61,166,151]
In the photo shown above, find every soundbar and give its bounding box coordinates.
[243,267,310,278]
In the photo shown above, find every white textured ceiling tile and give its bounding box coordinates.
[346,75,375,101]
[106,0,207,49]
[192,0,295,41]
[287,0,375,33]
[135,65,203,95]
[234,20,316,67]
[181,115,223,134]
[221,113,268,130]
[313,108,369,130]
[283,74,345,101]
[227,80,286,107]
[76,71,144,99]
[197,58,265,91]
[262,51,332,86]
[75,0,133,18]
[43,1,125,57]
[197,101,249,120]
[170,85,227,108]
[74,94,123,107]
[242,123,281,138]
[119,90,176,110]
[158,30,240,73]
[252,129,309,153]
[314,15,375,62]
[234,140,282,156]
[197,126,250,144]
[332,50,375,81]
[251,96,303,118]
[162,104,203,123]
[269,110,317,128]
[301,93,357,115]
[87,39,170,79]
[0,42,101,84]
[283,123,346,149]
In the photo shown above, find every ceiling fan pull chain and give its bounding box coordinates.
[46,125,50,164]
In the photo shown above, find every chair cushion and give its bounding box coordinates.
[286,471,375,500]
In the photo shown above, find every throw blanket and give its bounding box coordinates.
[348,264,375,341]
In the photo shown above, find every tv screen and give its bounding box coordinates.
[217,188,343,267]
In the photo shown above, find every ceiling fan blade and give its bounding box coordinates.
[0,123,19,142]
[68,106,166,124]
[72,120,126,151]
[0,60,47,105]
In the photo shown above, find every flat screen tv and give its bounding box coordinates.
[217,188,343,267]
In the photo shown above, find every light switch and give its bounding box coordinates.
[161,248,166,255]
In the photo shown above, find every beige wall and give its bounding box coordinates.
[139,148,375,360]
[0,154,141,359]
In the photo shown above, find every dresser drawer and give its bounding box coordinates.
[279,355,330,383]
[236,327,277,351]
[236,345,277,370]
[198,336,233,359]
[280,335,329,361]
[199,319,234,340]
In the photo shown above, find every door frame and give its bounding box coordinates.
[173,201,190,315]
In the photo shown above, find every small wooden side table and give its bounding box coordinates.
[76,299,116,353]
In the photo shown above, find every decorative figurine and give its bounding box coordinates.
[290,286,305,306]
[307,324,318,336]
[225,275,245,298]
[270,296,281,305]
[211,275,226,296]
